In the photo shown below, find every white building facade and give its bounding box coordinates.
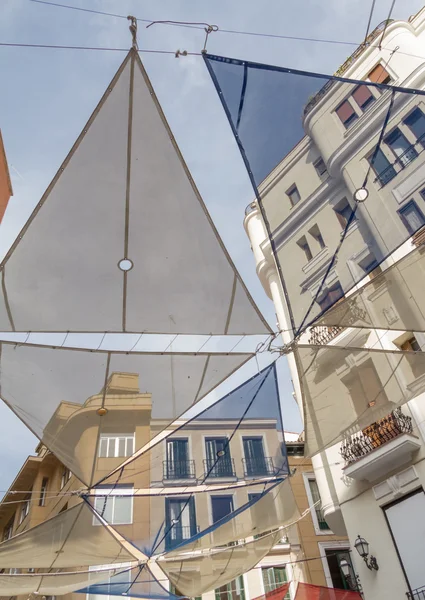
[245,9,425,600]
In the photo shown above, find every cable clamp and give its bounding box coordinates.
[175,49,188,58]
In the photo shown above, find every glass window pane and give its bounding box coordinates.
[118,437,126,457]
[99,438,108,458]
[126,436,134,457]
[113,496,132,524]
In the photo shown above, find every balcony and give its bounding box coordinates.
[163,460,196,482]
[164,525,199,551]
[315,507,331,531]
[341,408,421,482]
[374,138,424,188]
[309,325,345,345]
[242,457,275,478]
[203,457,236,479]
[408,585,425,599]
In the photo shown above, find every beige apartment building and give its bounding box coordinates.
[244,9,425,600]
[0,373,350,600]
[0,130,12,223]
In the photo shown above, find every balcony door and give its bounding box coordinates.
[205,437,233,477]
[166,438,189,479]
[243,437,267,476]
[384,489,425,593]
[165,497,196,549]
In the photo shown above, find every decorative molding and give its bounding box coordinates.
[373,465,419,501]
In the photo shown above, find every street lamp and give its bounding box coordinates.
[354,535,379,571]
[339,558,363,597]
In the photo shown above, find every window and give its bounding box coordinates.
[286,185,301,207]
[3,517,14,541]
[98,434,135,458]
[60,467,72,489]
[318,282,344,312]
[166,439,192,479]
[243,437,272,476]
[297,236,313,262]
[215,576,245,600]
[399,200,425,235]
[205,438,234,477]
[262,567,290,599]
[211,495,234,524]
[93,485,133,525]
[308,478,330,530]
[368,147,396,185]
[401,336,421,352]
[309,224,326,250]
[352,85,375,111]
[39,477,49,507]
[385,128,418,167]
[88,563,131,600]
[405,108,425,145]
[314,158,327,177]
[368,64,392,84]
[59,503,68,513]
[165,497,197,550]
[19,492,31,525]
[286,443,304,456]
[336,100,357,128]
[325,549,353,590]
[334,198,355,229]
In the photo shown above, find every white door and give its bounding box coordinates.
[385,489,425,592]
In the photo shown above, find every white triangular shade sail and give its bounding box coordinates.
[0,567,120,596]
[297,344,425,456]
[0,49,270,335]
[0,342,251,486]
[159,530,283,597]
[0,503,138,568]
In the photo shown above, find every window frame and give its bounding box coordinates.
[60,467,72,490]
[352,84,375,112]
[286,184,301,207]
[98,434,135,459]
[335,99,358,129]
[296,236,313,262]
[384,127,418,166]
[87,562,132,600]
[314,158,327,177]
[262,566,290,599]
[398,200,425,235]
[404,107,425,146]
[367,63,392,85]
[93,485,134,525]
[302,472,333,535]
[39,477,49,507]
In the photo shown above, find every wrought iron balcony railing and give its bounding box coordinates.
[374,136,425,188]
[407,585,425,599]
[309,325,345,345]
[315,507,331,530]
[163,460,196,480]
[204,457,236,478]
[164,525,200,550]
[242,457,275,477]
[340,408,413,465]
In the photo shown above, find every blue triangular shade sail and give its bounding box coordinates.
[88,363,290,556]
[77,564,181,599]
[204,54,425,332]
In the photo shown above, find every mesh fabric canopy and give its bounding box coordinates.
[159,530,284,597]
[78,564,181,600]
[294,582,362,599]
[297,343,425,455]
[204,54,425,332]
[85,365,295,556]
[0,49,270,336]
[0,342,252,486]
[314,243,425,332]
[0,502,138,568]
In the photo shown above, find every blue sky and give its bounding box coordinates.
[0,0,424,491]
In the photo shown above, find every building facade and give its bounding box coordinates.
[0,130,12,223]
[244,8,425,600]
[0,374,348,600]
